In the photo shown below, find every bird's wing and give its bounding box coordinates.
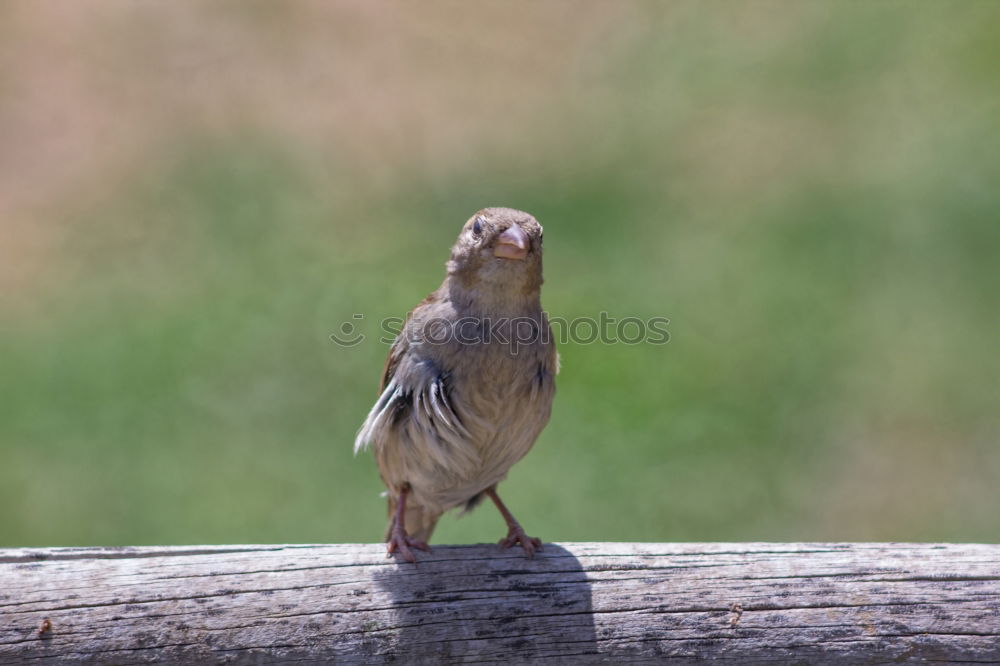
[354,295,471,463]
[355,333,410,455]
[378,333,407,395]
[378,290,437,394]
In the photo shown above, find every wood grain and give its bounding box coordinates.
[2,543,998,664]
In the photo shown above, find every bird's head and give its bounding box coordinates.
[446,208,544,298]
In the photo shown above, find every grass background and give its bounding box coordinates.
[2,1,998,546]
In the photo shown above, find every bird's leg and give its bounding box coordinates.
[387,484,431,563]
[486,487,542,558]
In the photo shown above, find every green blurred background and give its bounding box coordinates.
[2,1,998,547]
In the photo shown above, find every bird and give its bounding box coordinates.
[355,207,558,563]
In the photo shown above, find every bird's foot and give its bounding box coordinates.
[387,529,430,563]
[498,525,542,559]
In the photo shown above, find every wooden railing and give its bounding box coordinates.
[2,542,998,663]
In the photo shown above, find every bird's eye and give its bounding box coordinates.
[472,218,484,236]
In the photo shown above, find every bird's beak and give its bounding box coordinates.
[493,224,529,261]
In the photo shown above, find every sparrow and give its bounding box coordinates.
[355,208,558,562]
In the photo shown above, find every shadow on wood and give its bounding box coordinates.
[373,544,597,660]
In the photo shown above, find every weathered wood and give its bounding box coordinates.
[1,543,998,664]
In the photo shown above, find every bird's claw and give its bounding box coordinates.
[387,530,431,563]
[498,526,542,558]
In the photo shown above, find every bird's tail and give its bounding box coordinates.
[385,497,440,544]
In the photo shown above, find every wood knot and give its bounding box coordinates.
[729,603,743,627]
